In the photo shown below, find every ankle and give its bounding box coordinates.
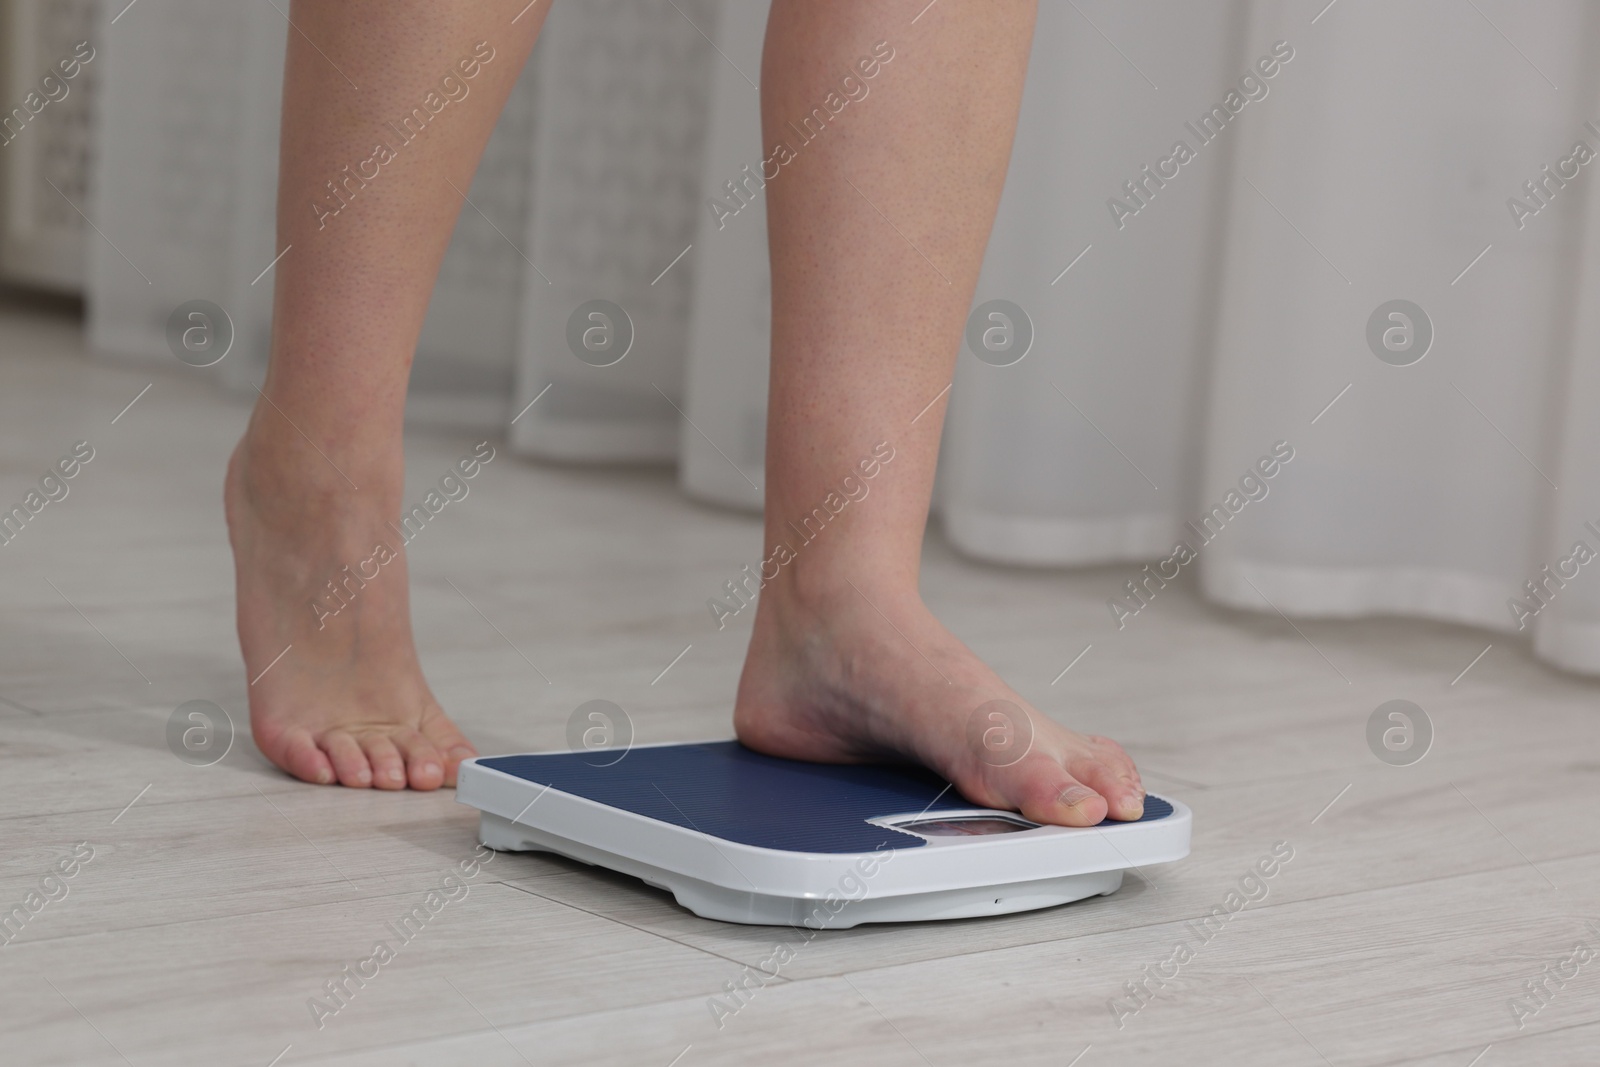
[227,426,402,537]
[757,555,923,626]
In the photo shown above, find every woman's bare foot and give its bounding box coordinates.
[734,579,1144,827]
[225,426,474,790]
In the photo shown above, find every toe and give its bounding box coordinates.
[1087,734,1143,790]
[442,746,476,787]
[1072,756,1145,821]
[1008,757,1109,827]
[358,733,407,790]
[320,730,372,788]
[278,726,335,785]
[393,727,445,791]
[1047,779,1111,826]
[419,713,475,787]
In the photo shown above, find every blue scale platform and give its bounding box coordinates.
[479,740,1173,854]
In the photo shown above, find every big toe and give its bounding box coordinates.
[420,714,476,787]
[992,755,1110,827]
[386,726,446,791]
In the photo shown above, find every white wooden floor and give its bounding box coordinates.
[2,303,1598,1067]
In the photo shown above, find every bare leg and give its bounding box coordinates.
[227,1,546,789]
[734,0,1145,825]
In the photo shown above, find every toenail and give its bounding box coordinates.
[449,747,475,762]
[1058,785,1098,808]
[423,761,441,778]
[386,767,404,783]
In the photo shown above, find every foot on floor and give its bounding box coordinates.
[225,427,474,790]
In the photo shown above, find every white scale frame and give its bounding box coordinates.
[458,750,1192,928]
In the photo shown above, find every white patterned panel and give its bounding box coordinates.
[0,0,99,290]
[678,0,769,509]
[511,0,718,461]
[217,0,287,395]
[87,0,248,364]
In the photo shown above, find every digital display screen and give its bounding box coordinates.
[899,816,1036,837]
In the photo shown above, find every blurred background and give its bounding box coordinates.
[5,0,1600,670]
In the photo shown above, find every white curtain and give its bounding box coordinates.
[1198,0,1600,673]
[82,0,1600,673]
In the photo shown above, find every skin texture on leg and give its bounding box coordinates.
[733,0,1146,825]
[228,0,547,789]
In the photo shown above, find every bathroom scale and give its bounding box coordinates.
[456,740,1190,928]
